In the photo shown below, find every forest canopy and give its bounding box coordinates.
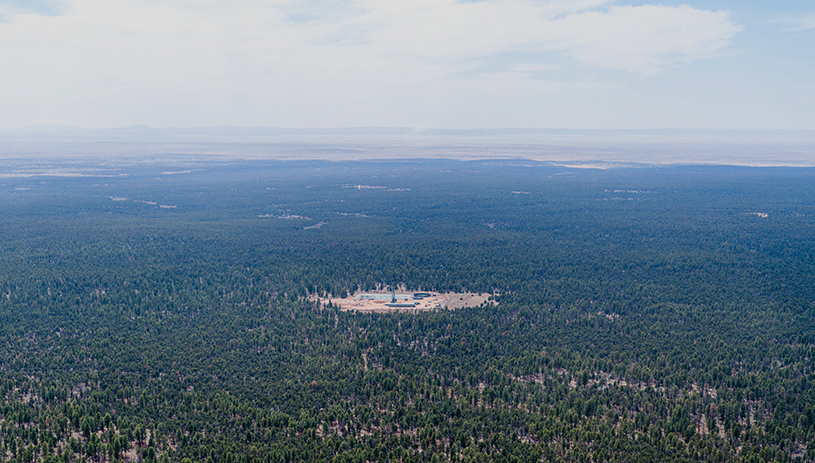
[0,159,813,463]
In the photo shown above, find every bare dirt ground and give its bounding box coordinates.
[316,291,495,313]
[446,292,492,309]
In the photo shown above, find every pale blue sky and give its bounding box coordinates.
[0,0,812,130]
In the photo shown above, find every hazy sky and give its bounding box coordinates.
[1,0,813,130]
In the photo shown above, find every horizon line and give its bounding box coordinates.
[2,124,815,133]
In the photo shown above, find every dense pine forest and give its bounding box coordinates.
[0,159,813,463]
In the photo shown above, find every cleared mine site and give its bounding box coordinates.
[317,291,494,313]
